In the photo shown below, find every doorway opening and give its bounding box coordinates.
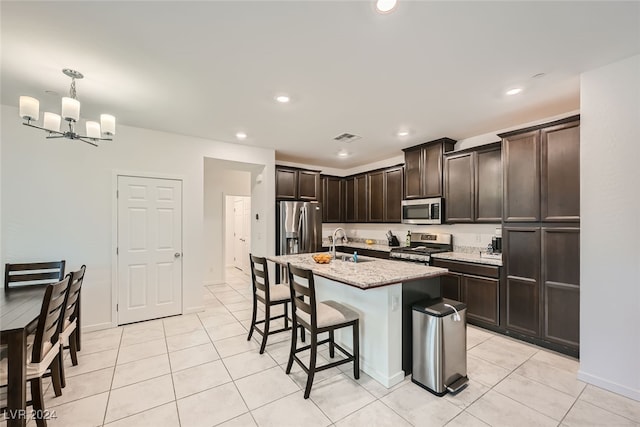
[225,195,251,273]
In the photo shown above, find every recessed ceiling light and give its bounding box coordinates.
[337,150,350,158]
[376,0,398,13]
[397,130,410,137]
[275,95,290,103]
[506,88,523,96]
[235,132,247,140]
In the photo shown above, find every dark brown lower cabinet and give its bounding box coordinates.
[441,272,463,301]
[504,226,580,354]
[464,275,499,326]
[432,259,500,328]
[542,227,580,347]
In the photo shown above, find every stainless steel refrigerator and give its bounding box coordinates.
[277,201,323,255]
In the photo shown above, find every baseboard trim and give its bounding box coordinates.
[577,370,640,401]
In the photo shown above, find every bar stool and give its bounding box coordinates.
[247,254,298,354]
[286,263,360,399]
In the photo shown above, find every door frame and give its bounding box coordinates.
[111,170,185,328]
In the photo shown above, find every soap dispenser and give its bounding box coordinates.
[406,230,411,247]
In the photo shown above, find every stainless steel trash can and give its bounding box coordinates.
[412,298,468,396]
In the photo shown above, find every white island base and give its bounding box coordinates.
[314,275,441,388]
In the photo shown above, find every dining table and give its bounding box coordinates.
[1,286,47,427]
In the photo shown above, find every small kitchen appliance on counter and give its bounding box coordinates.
[389,232,452,263]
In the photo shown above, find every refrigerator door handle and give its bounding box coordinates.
[300,205,307,252]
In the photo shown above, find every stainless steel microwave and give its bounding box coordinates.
[401,198,444,224]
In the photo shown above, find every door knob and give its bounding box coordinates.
[174,252,181,258]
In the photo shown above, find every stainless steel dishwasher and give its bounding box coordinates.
[412,298,468,396]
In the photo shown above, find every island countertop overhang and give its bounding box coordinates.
[267,253,448,289]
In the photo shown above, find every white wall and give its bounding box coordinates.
[203,164,251,283]
[0,104,276,330]
[579,54,640,401]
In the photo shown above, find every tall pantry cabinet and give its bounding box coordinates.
[500,116,580,355]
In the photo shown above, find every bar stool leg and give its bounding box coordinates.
[69,332,79,366]
[50,355,63,397]
[304,332,318,399]
[284,302,289,329]
[260,304,271,354]
[247,296,257,341]
[285,321,298,374]
[329,330,335,358]
[353,320,360,380]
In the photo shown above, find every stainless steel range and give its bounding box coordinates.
[389,232,452,263]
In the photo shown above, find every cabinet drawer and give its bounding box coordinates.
[432,259,500,279]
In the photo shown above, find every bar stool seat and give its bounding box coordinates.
[257,283,290,302]
[296,300,358,329]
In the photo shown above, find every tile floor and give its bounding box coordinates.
[10,267,640,427]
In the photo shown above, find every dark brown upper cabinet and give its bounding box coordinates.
[321,175,344,223]
[275,166,320,201]
[500,116,580,223]
[403,138,455,199]
[444,143,502,223]
[367,166,403,223]
[344,174,367,223]
[541,121,580,222]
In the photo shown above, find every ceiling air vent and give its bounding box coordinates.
[333,133,361,142]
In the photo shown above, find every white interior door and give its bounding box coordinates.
[117,175,182,325]
[233,198,244,270]
[242,198,251,272]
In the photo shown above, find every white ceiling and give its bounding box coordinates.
[2,1,639,169]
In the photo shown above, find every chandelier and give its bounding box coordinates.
[19,69,116,147]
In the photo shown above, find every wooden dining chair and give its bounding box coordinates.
[4,261,66,291]
[286,263,360,399]
[58,265,86,388]
[248,254,302,354]
[0,276,70,427]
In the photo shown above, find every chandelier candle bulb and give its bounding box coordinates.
[61,97,80,122]
[100,114,116,136]
[86,121,101,139]
[19,96,39,121]
[43,112,61,132]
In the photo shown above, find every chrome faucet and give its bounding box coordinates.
[331,228,348,260]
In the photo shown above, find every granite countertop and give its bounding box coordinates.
[267,252,447,289]
[431,251,503,267]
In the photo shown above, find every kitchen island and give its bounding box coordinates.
[267,253,448,387]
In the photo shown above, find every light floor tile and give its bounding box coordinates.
[120,325,165,348]
[223,350,277,380]
[217,413,257,427]
[163,315,204,337]
[235,366,300,410]
[104,375,175,423]
[579,385,640,423]
[466,389,557,427]
[111,353,171,389]
[44,367,113,406]
[309,374,376,422]
[165,329,210,352]
[198,305,231,318]
[562,399,637,426]
[80,329,123,355]
[466,355,511,387]
[64,349,118,378]
[530,349,580,374]
[250,392,331,427]
[206,322,248,341]
[335,400,412,427]
[444,379,491,409]
[176,382,248,427]
[201,312,243,328]
[172,360,232,399]
[445,411,491,427]
[232,309,255,322]
[214,334,260,358]
[467,326,495,349]
[381,381,462,426]
[468,336,537,371]
[284,353,343,389]
[103,402,180,427]
[224,301,253,312]
[169,342,220,372]
[493,372,576,420]
[515,358,586,397]
[45,392,109,427]
[116,337,167,365]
